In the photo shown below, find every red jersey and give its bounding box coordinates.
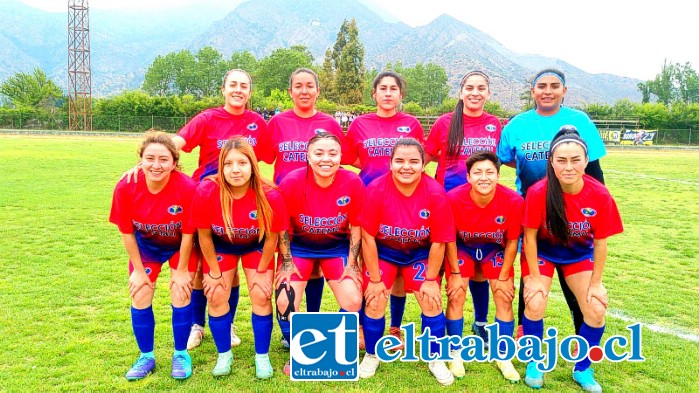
[447,183,523,262]
[190,179,287,255]
[178,107,267,182]
[109,170,196,263]
[522,175,623,264]
[279,167,365,258]
[424,112,502,192]
[360,173,455,265]
[345,112,424,186]
[257,110,350,184]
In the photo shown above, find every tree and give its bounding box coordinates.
[335,19,364,105]
[319,49,338,102]
[0,68,63,108]
[228,50,258,74]
[255,46,314,97]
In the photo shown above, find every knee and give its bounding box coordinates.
[493,291,512,312]
[341,292,362,312]
[448,290,466,310]
[250,290,271,309]
[525,294,547,320]
[208,290,229,311]
[132,287,154,309]
[585,301,607,327]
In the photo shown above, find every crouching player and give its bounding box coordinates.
[110,131,198,380]
[359,138,455,386]
[190,137,287,378]
[444,150,523,382]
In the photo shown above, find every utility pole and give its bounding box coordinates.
[68,0,92,131]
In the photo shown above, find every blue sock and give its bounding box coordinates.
[363,315,385,355]
[358,300,366,326]
[422,313,446,355]
[470,280,490,323]
[339,308,347,312]
[495,317,515,354]
[191,289,207,327]
[172,304,191,352]
[446,317,464,351]
[229,286,240,322]
[251,313,273,355]
[575,323,605,371]
[305,277,325,312]
[278,318,291,344]
[390,295,407,328]
[131,306,155,353]
[522,314,544,340]
[208,312,232,353]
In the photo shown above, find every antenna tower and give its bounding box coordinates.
[68,0,92,131]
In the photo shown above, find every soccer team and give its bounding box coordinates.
[110,67,622,392]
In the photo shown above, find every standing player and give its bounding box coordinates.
[275,132,365,375]
[359,138,455,386]
[497,68,607,344]
[190,138,287,378]
[520,128,622,391]
[443,151,522,382]
[345,70,424,349]
[257,68,351,329]
[424,70,503,348]
[123,69,266,351]
[110,131,198,380]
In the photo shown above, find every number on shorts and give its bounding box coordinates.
[413,262,426,281]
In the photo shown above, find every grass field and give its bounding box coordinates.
[0,135,697,391]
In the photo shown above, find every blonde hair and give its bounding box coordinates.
[216,137,275,242]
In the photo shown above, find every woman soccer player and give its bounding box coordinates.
[344,70,425,350]
[275,132,365,375]
[258,68,352,326]
[520,128,622,392]
[110,131,198,380]
[424,70,503,349]
[443,150,523,382]
[497,68,608,348]
[124,69,266,350]
[358,138,455,386]
[190,137,287,378]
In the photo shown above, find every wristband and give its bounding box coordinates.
[369,278,382,284]
[451,270,460,275]
[207,271,222,279]
[425,277,437,282]
[256,269,267,274]
[497,277,509,281]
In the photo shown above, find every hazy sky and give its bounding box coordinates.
[19,0,696,80]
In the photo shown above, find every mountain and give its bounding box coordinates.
[1,0,642,109]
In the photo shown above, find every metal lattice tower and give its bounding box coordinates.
[68,0,92,131]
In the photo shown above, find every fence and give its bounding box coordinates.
[0,113,696,146]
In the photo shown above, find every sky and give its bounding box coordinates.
[18,0,697,81]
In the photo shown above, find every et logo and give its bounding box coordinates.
[290,312,359,381]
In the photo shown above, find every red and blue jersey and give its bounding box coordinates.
[257,110,350,184]
[279,167,365,258]
[447,183,523,262]
[360,173,455,265]
[424,112,502,192]
[522,175,623,264]
[190,179,287,255]
[109,170,196,263]
[345,112,424,186]
[178,107,267,182]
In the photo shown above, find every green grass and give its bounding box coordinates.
[0,135,698,391]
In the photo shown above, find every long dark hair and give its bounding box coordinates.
[447,71,490,157]
[545,126,588,242]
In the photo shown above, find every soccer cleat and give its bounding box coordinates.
[283,360,291,376]
[388,326,405,351]
[186,324,205,350]
[572,340,579,358]
[573,368,602,393]
[358,354,380,378]
[125,356,155,381]
[255,354,273,379]
[496,360,521,383]
[428,359,455,386]
[524,361,544,389]
[171,352,192,380]
[472,322,490,350]
[230,325,242,348]
[280,335,290,350]
[358,325,366,351]
[447,349,465,379]
[212,351,233,377]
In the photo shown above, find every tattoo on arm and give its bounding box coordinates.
[280,231,294,271]
[350,237,361,261]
